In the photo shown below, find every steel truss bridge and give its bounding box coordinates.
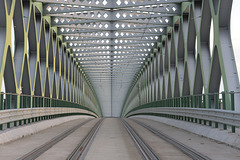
[0,0,240,133]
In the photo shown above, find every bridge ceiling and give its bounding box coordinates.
[36,0,188,117]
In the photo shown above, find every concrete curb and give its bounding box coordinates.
[131,115,240,149]
[0,115,92,145]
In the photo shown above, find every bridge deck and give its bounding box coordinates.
[0,117,239,160]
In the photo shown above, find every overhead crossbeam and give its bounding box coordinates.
[68,41,158,47]
[83,68,141,71]
[70,46,154,52]
[50,12,178,23]
[67,39,159,47]
[37,0,189,8]
[79,60,145,64]
[73,53,149,57]
[68,41,158,48]
[76,57,147,62]
[71,48,153,53]
[43,3,181,14]
[63,30,165,38]
[81,63,143,66]
[69,39,158,46]
[53,19,172,29]
[63,33,162,41]
[81,66,142,69]
[65,37,159,43]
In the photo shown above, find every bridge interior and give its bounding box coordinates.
[0,0,240,159]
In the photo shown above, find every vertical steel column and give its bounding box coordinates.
[0,94,3,110]
[214,93,219,109]
[7,94,11,109]
[230,91,235,111]
[222,92,226,110]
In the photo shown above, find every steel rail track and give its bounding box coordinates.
[132,119,211,160]
[121,119,160,160]
[17,119,93,160]
[67,118,104,160]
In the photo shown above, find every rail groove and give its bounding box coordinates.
[132,119,211,160]
[67,118,104,160]
[121,119,160,160]
[17,119,93,160]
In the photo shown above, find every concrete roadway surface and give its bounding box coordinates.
[0,117,240,160]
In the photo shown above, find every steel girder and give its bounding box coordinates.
[35,0,189,7]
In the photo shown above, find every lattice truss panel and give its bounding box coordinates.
[35,0,191,117]
[39,0,188,81]
[122,0,240,116]
[0,0,101,115]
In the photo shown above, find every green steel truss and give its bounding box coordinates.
[35,0,190,116]
[0,0,101,116]
[122,0,240,117]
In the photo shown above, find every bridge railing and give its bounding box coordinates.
[0,93,98,131]
[0,92,96,112]
[165,91,235,111]
[126,91,237,115]
[125,92,240,133]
